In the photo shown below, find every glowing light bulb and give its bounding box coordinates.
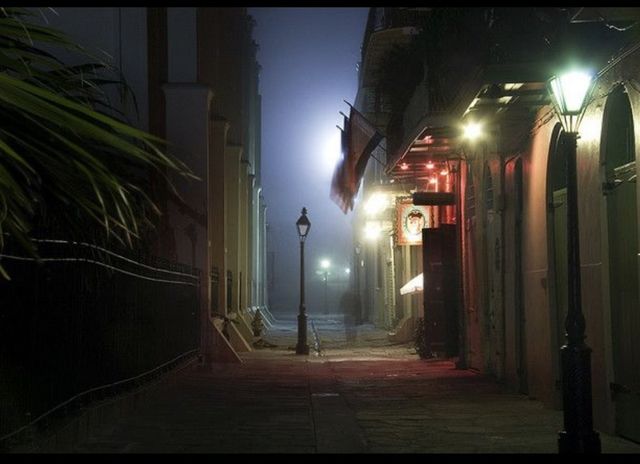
[463,122,483,140]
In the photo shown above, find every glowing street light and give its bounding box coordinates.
[548,67,600,454]
[364,192,387,216]
[462,121,483,141]
[295,207,311,355]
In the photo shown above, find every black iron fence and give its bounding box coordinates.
[0,238,200,446]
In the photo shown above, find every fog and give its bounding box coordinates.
[250,8,368,316]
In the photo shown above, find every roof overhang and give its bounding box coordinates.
[386,61,551,179]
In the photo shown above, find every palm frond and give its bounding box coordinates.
[0,7,195,278]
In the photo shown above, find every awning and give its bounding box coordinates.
[400,273,423,295]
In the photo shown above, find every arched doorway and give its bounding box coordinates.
[602,86,639,442]
[546,123,568,408]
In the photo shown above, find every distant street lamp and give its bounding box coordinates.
[295,207,311,355]
[320,259,331,314]
[548,68,600,453]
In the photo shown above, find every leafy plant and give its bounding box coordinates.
[0,7,194,278]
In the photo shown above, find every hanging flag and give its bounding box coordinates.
[330,104,384,213]
[330,114,352,213]
[348,105,384,190]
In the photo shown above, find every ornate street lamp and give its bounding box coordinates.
[548,68,600,453]
[295,207,311,355]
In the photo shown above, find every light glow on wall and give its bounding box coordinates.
[364,192,388,216]
[364,222,381,241]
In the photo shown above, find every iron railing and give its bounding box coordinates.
[0,238,200,446]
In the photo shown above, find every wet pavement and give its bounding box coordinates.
[31,314,640,453]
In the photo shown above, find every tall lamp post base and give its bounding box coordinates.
[557,344,601,453]
[296,312,309,355]
[558,431,601,454]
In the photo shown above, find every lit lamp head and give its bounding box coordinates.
[462,121,483,141]
[364,192,387,217]
[320,259,331,269]
[548,69,595,134]
[296,207,311,242]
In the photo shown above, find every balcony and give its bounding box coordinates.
[367,7,633,178]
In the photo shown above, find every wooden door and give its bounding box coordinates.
[607,161,640,442]
[422,225,459,357]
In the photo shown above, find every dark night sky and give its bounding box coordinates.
[249,7,368,314]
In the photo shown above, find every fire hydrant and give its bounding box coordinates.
[252,308,265,337]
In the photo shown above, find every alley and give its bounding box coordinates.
[5,7,640,455]
[36,317,640,454]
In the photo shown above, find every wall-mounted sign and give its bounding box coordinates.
[395,196,434,246]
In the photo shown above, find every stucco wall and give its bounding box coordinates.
[36,8,149,131]
[517,48,640,434]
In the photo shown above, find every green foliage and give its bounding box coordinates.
[0,8,194,278]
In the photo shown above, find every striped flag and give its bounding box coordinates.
[330,105,383,213]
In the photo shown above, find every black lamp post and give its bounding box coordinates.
[548,69,601,453]
[296,207,311,355]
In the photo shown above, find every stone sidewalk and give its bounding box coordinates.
[42,315,640,453]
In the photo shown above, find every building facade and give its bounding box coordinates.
[40,7,270,362]
[350,7,640,441]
